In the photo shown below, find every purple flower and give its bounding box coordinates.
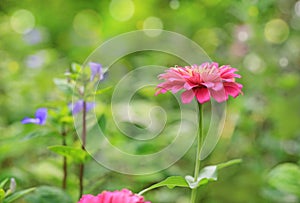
[22,108,48,125]
[69,100,95,115]
[89,62,103,81]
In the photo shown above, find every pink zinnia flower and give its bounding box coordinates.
[78,189,151,203]
[156,62,243,104]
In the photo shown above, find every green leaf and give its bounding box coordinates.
[138,159,242,195]
[98,114,106,132]
[48,145,89,163]
[71,63,81,73]
[59,116,73,124]
[0,189,5,201]
[22,131,55,141]
[0,179,9,189]
[94,86,112,95]
[185,159,241,189]
[267,163,300,197]
[185,166,218,189]
[24,186,72,203]
[4,187,35,203]
[53,78,73,95]
[138,176,189,195]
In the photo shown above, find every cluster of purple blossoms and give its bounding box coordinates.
[21,62,103,125]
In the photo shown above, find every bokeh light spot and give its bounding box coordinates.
[238,31,249,41]
[10,9,35,34]
[169,0,180,10]
[234,25,250,43]
[243,53,265,74]
[264,19,289,44]
[109,0,135,22]
[23,28,48,45]
[279,57,289,67]
[143,17,163,37]
[25,50,54,69]
[73,9,101,39]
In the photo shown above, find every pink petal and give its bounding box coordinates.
[181,90,195,104]
[212,82,223,91]
[209,88,227,103]
[78,194,99,203]
[79,189,150,203]
[202,81,215,88]
[194,88,210,104]
[199,62,209,68]
[219,66,241,80]
[224,82,243,98]
[210,62,219,69]
[98,191,113,203]
[183,82,197,90]
[171,84,185,93]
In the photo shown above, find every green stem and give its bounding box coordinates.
[79,101,87,199]
[61,125,67,190]
[190,103,203,203]
[217,159,242,170]
[138,188,150,196]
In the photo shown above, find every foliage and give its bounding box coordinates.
[0,178,35,203]
[265,163,300,201]
[24,186,72,203]
[0,0,299,202]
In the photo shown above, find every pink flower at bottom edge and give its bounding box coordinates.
[78,189,151,203]
[78,194,100,203]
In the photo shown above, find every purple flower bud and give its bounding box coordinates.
[89,62,103,82]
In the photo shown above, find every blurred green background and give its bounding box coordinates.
[1,0,300,202]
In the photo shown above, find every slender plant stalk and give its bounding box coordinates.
[62,67,71,190]
[190,103,203,203]
[61,125,67,190]
[217,159,242,170]
[79,100,87,198]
